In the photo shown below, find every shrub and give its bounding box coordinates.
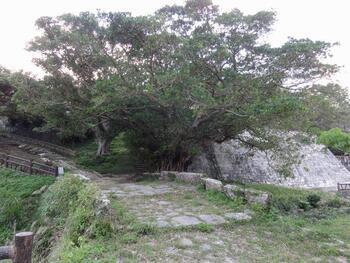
[298,200,310,210]
[326,197,344,208]
[317,128,350,154]
[307,194,321,208]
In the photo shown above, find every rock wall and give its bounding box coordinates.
[188,139,350,189]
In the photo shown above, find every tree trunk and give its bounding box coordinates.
[94,115,116,157]
[202,140,222,179]
[96,135,113,156]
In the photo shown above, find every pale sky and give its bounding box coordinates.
[0,0,349,88]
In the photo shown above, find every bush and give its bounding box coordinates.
[318,128,350,154]
[307,194,321,208]
[298,200,310,211]
[326,197,344,208]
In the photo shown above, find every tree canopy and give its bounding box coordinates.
[12,0,344,170]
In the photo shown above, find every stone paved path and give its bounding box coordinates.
[97,180,196,197]
[98,179,252,228]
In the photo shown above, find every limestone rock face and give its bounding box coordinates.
[189,138,350,189]
[204,178,223,191]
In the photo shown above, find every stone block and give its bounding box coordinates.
[204,178,223,191]
[223,184,245,199]
[160,171,178,181]
[176,172,205,184]
[245,188,271,206]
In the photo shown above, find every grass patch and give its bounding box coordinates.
[0,168,55,243]
[194,223,214,233]
[197,186,245,210]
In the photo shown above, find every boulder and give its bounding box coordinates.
[204,178,223,191]
[223,184,245,199]
[176,172,205,184]
[245,188,271,206]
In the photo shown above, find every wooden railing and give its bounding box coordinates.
[0,232,33,263]
[338,182,350,191]
[0,153,58,177]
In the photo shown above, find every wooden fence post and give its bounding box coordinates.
[0,232,33,263]
[5,155,9,168]
[13,232,34,263]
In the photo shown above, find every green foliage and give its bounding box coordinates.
[326,197,345,208]
[301,84,350,132]
[297,201,310,211]
[318,128,350,154]
[16,0,339,165]
[246,184,327,213]
[199,188,245,210]
[0,168,54,243]
[75,133,136,174]
[66,184,113,245]
[195,223,214,233]
[307,194,321,208]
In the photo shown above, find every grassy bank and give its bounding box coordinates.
[0,168,55,243]
[33,175,154,262]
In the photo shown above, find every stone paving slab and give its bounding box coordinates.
[98,181,196,197]
[116,187,252,228]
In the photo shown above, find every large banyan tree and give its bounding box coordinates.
[19,0,338,169]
